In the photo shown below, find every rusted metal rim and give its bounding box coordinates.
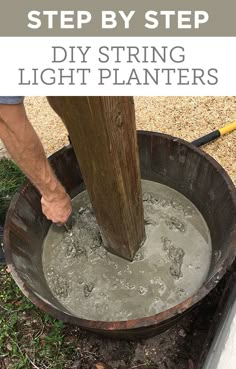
[3,132,236,335]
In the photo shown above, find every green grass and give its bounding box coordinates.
[0,268,77,369]
[0,158,25,224]
[0,158,78,368]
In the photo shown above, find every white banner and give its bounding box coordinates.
[0,37,235,96]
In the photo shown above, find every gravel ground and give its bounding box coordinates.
[0,96,235,185]
[135,96,236,185]
[24,96,236,186]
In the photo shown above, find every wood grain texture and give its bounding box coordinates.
[47,96,145,260]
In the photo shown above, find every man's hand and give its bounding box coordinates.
[41,190,72,224]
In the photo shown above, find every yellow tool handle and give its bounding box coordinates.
[219,121,236,136]
[192,120,236,147]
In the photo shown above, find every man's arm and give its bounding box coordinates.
[0,103,72,224]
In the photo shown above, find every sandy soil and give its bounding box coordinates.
[1,96,235,185]
[24,96,236,185]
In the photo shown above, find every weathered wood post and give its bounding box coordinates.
[47,97,145,261]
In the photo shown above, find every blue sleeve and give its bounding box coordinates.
[0,96,24,104]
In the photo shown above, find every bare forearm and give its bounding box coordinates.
[0,104,71,223]
[0,104,63,198]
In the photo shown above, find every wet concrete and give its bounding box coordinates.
[42,180,212,321]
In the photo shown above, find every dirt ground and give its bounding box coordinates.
[0,97,235,369]
[64,278,225,369]
[0,264,227,369]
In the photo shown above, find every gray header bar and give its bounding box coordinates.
[0,0,235,36]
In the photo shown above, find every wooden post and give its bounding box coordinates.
[47,97,145,261]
